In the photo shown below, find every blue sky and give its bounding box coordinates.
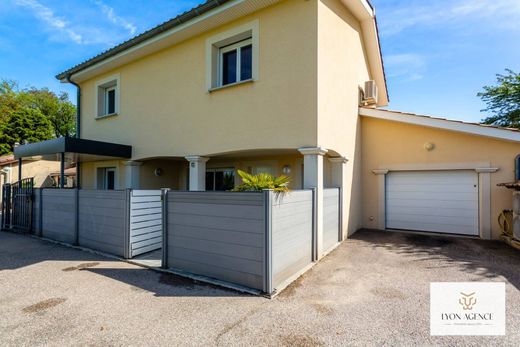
[0,0,518,122]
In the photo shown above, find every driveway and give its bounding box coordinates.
[1,230,520,346]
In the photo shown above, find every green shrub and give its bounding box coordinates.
[232,170,290,192]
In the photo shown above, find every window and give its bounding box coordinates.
[206,168,235,191]
[96,75,119,118]
[97,167,116,190]
[219,39,252,86]
[206,20,259,90]
[105,86,116,115]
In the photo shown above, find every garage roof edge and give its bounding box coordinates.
[359,107,520,143]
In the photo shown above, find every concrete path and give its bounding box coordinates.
[1,230,520,346]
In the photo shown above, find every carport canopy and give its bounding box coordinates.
[13,137,132,188]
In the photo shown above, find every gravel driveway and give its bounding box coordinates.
[1,229,520,346]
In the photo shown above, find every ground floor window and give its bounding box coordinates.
[206,168,235,191]
[97,167,116,190]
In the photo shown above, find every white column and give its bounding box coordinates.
[123,161,143,189]
[185,156,209,191]
[329,156,348,240]
[299,146,328,259]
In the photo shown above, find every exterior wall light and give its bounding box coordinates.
[282,165,291,175]
[424,142,435,151]
[154,168,163,176]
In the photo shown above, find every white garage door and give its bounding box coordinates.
[386,170,479,236]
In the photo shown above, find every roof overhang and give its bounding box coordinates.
[359,107,520,143]
[57,0,388,107]
[340,0,388,106]
[14,137,132,160]
[57,0,281,83]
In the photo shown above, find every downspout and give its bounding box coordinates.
[66,74,81,189]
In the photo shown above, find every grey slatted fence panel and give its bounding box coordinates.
[130,190,162,257]
[167,191,265,290]
[271,190,313,290]
[41,189,76,243]
[78,190,127,256]
[323,188,340,254]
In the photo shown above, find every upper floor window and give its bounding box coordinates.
[96,75,120,118]
[206,20,259,91]
[220,39,252,86]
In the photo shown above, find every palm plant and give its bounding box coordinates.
[232,170,290,192]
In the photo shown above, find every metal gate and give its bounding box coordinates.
[1,178,34,232]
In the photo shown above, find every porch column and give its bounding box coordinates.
[123,161,143,189]
[298,146,328,259]
[329,156,348,240]
[185,156,209,191]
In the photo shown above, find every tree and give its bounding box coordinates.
[479,69,520,128]
[0,79,76,154]
[21,87,76,138]
[0,107,54,155]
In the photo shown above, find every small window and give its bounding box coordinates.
[206,168,235,191]
[219,39,252,86]
[97,167,116,190]
[105,86,116,115]
[206,21,258,90]
[96,76,119,117]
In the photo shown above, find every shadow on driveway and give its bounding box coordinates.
[352,229,520,290]
[0,231,247,298]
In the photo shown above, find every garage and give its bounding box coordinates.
[386,170,479,236]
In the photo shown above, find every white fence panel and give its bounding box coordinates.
[323,188,340,254]
[130,190,162,257]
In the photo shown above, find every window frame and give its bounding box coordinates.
[205,167,235,191]
[218,38,253,87]
[95,165,118,190]
[95,74,120,119]
[206,20,259,91]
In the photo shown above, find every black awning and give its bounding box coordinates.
[14,137,132,159]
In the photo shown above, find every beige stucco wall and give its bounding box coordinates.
[362,117,520,239]
[79,0,318,160]
[76,0,374,240]
[1,160,60,188]
[80,154,303,191]
[317,0,371,236]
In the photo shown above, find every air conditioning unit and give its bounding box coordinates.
[362,80,378,106]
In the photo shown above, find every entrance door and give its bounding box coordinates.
[386,170,479,236]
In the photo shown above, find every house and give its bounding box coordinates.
[13,0,520,243]
[0,155,62,189]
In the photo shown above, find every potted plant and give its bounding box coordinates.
[231,170,290,192]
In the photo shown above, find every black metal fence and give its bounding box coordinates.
[1,178,34,232]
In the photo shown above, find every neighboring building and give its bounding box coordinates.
[0,155,61,188]
[13,0,520,240]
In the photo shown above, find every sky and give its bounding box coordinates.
[0,0,518,122]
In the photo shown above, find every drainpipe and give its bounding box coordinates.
[66,74,81,189]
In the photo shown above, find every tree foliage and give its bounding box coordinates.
[0,107,54,155]
[0,79,76,155]
[479,69,520,128]
[232,170,291,192]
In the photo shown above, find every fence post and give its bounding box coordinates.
[311,187,318,262]
[338,187,343,242]
[161,188,170,269]
[74,188,79,245]
[263,189,273,294]
[123,189,132,259]
[39,188,43,237]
